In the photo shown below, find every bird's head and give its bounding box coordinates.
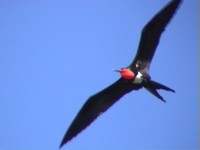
[115,68,135,80]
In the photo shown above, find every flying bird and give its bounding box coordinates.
[60,0,182,148]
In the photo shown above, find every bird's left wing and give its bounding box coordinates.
[60,78,142,148]
[130,0,182,71]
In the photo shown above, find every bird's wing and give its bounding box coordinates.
[130,0,182,71]
[60,78,142,148]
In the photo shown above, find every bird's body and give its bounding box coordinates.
[132,72,144,84]
[60,0,182,148]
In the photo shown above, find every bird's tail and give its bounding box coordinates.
[143,80,175,102]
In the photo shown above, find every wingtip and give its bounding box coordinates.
[59,142,64,149]
[59,137,72,149]
[59,137,69,149]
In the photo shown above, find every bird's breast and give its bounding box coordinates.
[133,72,143,84]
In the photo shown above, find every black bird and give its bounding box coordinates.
[60,0,182,148]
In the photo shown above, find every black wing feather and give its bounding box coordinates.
[130,0,182,71]
[60,78,142,148]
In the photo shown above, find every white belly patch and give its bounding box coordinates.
[133,72,143,84]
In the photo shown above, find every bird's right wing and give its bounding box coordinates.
[130,0,182,71]
[60,78,142,148]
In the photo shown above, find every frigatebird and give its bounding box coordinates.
[60,0,182,148]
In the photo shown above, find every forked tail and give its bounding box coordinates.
[143,80,175,102]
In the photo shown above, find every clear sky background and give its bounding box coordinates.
[0,0,198,150]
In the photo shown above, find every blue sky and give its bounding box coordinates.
[0,0,198,149]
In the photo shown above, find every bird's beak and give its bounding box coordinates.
[114,69,121,72]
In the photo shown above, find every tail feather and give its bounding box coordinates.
[143,80,175,102]
[150,80,175,92]
[145,86,166,102]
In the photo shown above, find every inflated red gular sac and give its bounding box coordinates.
[114,69,135,80]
